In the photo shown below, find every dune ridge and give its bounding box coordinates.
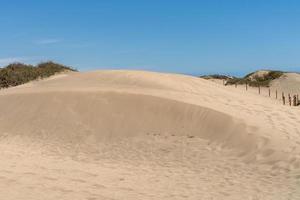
[0,70,299,199]
[1,70,298,160]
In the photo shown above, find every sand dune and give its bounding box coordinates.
[271,72,300,95]
[0,70,299,199]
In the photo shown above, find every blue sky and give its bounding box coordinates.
[0,0,300,76]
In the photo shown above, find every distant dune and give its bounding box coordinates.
[204,70,300,90]
[270,72,300,94]
[0,70,299,200]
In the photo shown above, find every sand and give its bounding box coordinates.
[271,72,300,95]
[0,70,299,200]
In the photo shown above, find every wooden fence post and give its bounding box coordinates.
[258,86,261,94]
[288,94,291,106]
[268,88,270,97]
[293,95,297,106]
[282,92,285,105]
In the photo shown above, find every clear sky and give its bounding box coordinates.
[0,0,300,76]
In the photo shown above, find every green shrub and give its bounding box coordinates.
[225,70,284,87]
[200,74,232,80]
[0,61,76,88]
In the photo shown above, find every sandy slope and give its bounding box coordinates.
[271,72,300,95]
[0,70,299,200]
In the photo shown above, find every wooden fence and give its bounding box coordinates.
[225,82,300,107]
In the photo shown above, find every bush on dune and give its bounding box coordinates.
[0,61,76,88]
[200,74,233,80]
[225,70,284,87]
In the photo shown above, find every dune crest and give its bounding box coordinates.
[1,70,298,158]
[0,70,299,199]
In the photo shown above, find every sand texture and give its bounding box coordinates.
[0,70,299,200]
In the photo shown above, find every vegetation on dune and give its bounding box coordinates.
[201,70,284,87]
[200,74,234,80]
[0,61,76,88]
[225,70,284,87]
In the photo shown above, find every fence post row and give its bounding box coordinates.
[229,82,299,106]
